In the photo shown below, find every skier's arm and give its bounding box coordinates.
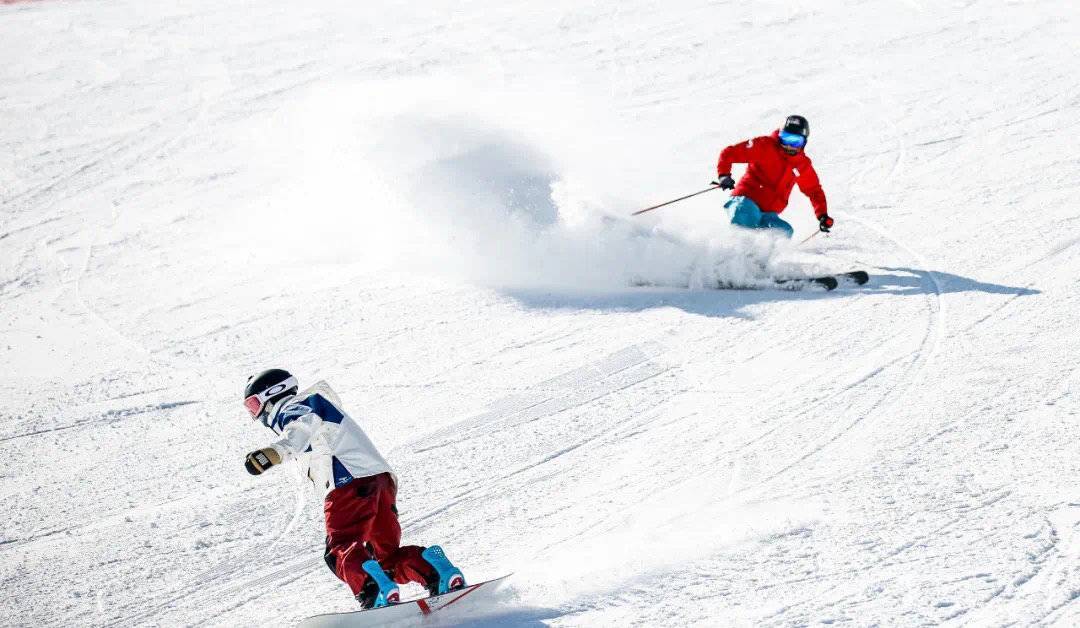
[796,161,828,218]
[716,138,755,177]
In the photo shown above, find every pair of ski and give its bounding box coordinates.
[722,270,869,292]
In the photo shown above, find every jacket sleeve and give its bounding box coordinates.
[716,138,756,176]
[268,408,323,461]
[796,160,828,217]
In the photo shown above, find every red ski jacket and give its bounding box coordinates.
[716,130,828,217]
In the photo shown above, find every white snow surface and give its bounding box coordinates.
[3,0,1079,626]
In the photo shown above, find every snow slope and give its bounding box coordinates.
[2,0,1079,625]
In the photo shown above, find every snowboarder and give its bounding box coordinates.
[715,115,834,239]
[242,369,465,608]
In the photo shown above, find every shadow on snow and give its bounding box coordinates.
[439,605,563,627]
[500,267,1039,320]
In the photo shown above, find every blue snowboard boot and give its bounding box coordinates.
[360,560,400,608]
[421,545,465,596]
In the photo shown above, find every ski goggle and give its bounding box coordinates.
[244,376,298,419]
[779,131,807,149]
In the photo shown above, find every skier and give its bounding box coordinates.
[715,115,834,239]
[242,368,465,608]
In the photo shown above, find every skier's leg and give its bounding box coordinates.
[323,475,381,598]
[725,196,764,229]
[759,212,794,239]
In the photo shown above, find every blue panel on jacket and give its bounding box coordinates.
[331,456,354,487]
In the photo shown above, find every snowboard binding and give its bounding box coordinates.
[421,545,466,596]
[359,560,400,609]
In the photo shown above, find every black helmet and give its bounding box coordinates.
[243,368,299,426]
[782,115,809,138]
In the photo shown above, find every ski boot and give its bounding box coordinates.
[359,560,400,608]
[421,545,465,596]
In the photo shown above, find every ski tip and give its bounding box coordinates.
[848,270,870,285]
[817,276,839,291]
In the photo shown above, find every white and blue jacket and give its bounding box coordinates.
[265,381,394,497]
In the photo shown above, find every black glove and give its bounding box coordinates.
[715,175,735,191]
[818,214,834,233]
[245,448,278,475]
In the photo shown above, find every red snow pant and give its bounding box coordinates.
[323,472,436,597]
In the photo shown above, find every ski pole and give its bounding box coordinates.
[798,230,821,246]
[630,183,721,216]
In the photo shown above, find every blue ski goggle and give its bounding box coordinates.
[779,131,807,149]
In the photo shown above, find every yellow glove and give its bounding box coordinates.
[244,448,282,475]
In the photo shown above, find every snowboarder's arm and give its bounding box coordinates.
[796,161,828,218]
[716,138,755,177]
[269,410,324,461]
[244,402,325,475]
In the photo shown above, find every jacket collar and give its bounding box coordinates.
[263,393,299,433]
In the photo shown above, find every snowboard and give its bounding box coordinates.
[298,574,512,627]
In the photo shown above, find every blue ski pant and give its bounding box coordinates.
[725,196,794,239]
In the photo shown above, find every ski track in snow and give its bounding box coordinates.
[3,0,1079,626]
